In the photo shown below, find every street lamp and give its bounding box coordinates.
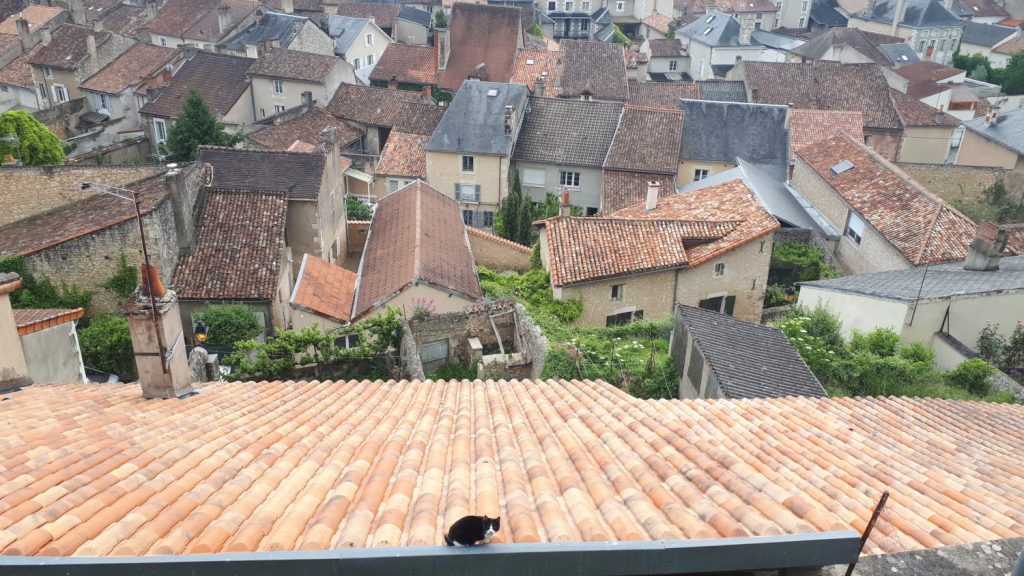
[80,180,170,374]
[194,321,208,344]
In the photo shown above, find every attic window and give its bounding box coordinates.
[705,14,715,22]
[703,26,713,34]
[487,89,499,97]
[526,58,535,65]
[830,160,855,175]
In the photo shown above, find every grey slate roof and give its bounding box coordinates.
[679,99,789,178]
[961,21,1018,48]
[855,0,963,29]
[426,80,529,155]
[751,29,806,50]
[810,0,848,27]
[877,42,920,65]
[594,23,616,42]
[962,107,1024,155]
[801,256,1024,301]
[512,97,623,167]
[328,15,370,55]
[696,80,747,102]
[681,159,840,236]
[220,11,307,52]
[397,5,431,26]
[679,10,742,47]
[197,146,326,200]
[675,305,828,399]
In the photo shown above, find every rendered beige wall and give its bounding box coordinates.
[426,151,505,212]
[956,129,1021,170]
[678,160,735,185]
[469,233,531,272]
[898,126,954,165]
[0,288,29,386]
[797,286,909,340]
[372,283,477,319]
[252,77,328,121]
[20,322,86,384]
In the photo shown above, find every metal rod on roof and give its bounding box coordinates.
[844,490,890,576]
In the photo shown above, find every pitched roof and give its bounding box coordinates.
[604,105,683,175]
[221,11,310,53]
[627,80,698,109]
[437,3,521,91]
[960,21,1018,47]
[790,27,891,66]
[327,15,371,54]
[173,190,287,301]
[810,0,848,27]
[854,0,963,28]
[679,10,742,47]
[543,178,778,286]
[290,253,356,322]
[375,131,428,177]
[12,307,85,336]
[512,97,623,167]
[140,52,255,118]
[144,0,255,42]
[557,39,629,101]
[330,3,398,29]
[797,133,977,265]
[353,181,481,317]
[876,42,919,65]
[649,38,684,57]
[0,4,62,34]
[26,23,111,70]
[889,87,959,127]
[743,61,902,130]
[247,48,339,83]
[426,80,528,155]
[80,43,178,94]
[0,44,42,88]
[600,170,676,213]
[95,2,149,37]
[327,83,423,127]
[391,101,446,135]
[466,226,532,253]
[679,99,790,178]
[396,4,430,26]
[368,43,437,85]
[511,49,560,95]
[247,107,362,151]
[675,305,827,398]
[894,60,963,84]
[992,35,1024,55]
[961,107,1024,155]
[197,147,327,200]
[696,79,747,102]
[789,109,864,153]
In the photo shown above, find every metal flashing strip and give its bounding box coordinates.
[0,531,861,576]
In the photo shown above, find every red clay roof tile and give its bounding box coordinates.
[290,254,355,323]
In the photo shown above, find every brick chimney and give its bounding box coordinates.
[559,190,571,216]
[69,0,86,25]
[0,273,31,392]
[125,266,193,399]
[389,74,399,90]
[218,4,233,34]
[963,221,1009,271]
[420,84,432,101]
[15,18,31,52]
[645,180,661,212]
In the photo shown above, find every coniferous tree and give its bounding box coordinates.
[498,172,523,242]
[161,90,242,161]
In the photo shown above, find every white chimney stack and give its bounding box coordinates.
[645,180,661,212]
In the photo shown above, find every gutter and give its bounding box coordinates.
[0,531,861,576]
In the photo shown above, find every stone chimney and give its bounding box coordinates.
[535,75,545,97]
[164,163,204,254]
[0,273,31,392]
[218,4,232,34]
[69,0,86,25]
[161,63,173,84]
[86,34,98,72]
[282,0,294,13]
[40,27,51,45]
[435,26,450,71]
[964,221,1009,271]
[645,180,661,212]
[125,271,193,399]
[301,90,314,110]
[559,190,571,216]
[15,18,31,52]
[146,0,159,20]
[319,126,341,198]
[93,18,103,32]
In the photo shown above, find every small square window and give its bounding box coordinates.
[615,0,624,11]
[274,104,286,113]
[693,168,709,181]
[669,60,678,71]
[548,0,556,9]
[611,284,624,301]
[582,1,590,9]
[713,262,725,277]
[565,0,573,9]
[846,212,865,245]
[461,155,475,172]
[160,37,167,47]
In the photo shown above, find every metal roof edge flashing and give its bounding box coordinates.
[0,531,862,576]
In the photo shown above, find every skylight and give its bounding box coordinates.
[703,26,713,34]
[830,160,855,175]
[486,89,499,97]
[526,58,535,65]
[705,14,715,22]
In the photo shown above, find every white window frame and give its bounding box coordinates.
[51,83,68,103]
[610,284,624,301]
[845,212,865,245]
[547,0,556,9]
[615,0,624,11]
[272,79,283,95]
[461,155,475,173]
[95,92,110,110]
[669,60,678,71]
[565,0,573,9]
[274,104,286,114]
[353,57,361,69]
[582,0,590,9]
[43,66,52,79]
[154,118,168,143]
[160,37,167,47]
[559,170,581,187]
[798,16,805,27]
[365,32,374,46]
[455,183,480,202]
[693,168,709,181]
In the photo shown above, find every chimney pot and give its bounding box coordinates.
[963,221,1009,271]
[559,191,571,216]
[645,180,661,212]
[125,284,194,399]
[86,34,98,69]
[535,75,546,97]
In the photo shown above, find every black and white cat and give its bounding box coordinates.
[443,515,500,547]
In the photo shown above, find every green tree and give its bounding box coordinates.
[160,90,242,161]
[970,63,988,82]
[665,28,675,40]
[193,304,263,347]
[531,23,543,36]
[613,25,630,45]
[1002,53,1024,95]
[435,9,448,27]
[346,196,373,220]
[79,314,136,379]
[0,110,65,165]
[498,171,531,245]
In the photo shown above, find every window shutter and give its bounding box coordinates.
[724,296,736,316]
[454,183,460,201]
[475,184,481,200]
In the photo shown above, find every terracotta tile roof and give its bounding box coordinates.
[513,97,623,167]
[438,3,520,90]
[143,0,254,41]
[642,12,673,33]
[0,177,167,257]
[743,61,902,131]
[369,43,437,85]
[889,87,960,127]
[375,131,428,178]
[894,60,963,83]
[353,181,481,317]
[600,170,675,213]
[96,2,149,37]
[789,109,864,153]
[511,49,560,95]
[993,35,1024,55]
[604,105,684,175]
[648,38,684,57]
[3,378,1024,555]
[330,3,398,28]
[248,107,362,151]
[466,226,532,253]
[80,43,178,94]
[627,81,698,110]
[290,253,355,323]
[173,190,287,301]
[140,52,255,118]
[797,133,976,265]
[327,83,423,127]
[392,101,447,135]
[997,17,1024,26]
[26,24,111,70]
[558,39,629,101]
[12,308,85,336]
[543,178,777,286]
[0,45,38,88]
[0,4,63,34]
[247,48,339,83]
[197,146,326,200]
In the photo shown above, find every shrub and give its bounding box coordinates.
[193,304,263,347]
[898,342,933,364]
[0,254,93,311]
[763,284,786,308]
[977,322,1005,364]
[945,358,995,396]
[772,242,839,281]
[850,328,900,357]
[346,196,373,220]
[1003,322,1024,372]
[79,314,135,379]
[430,361,478,380]
[103,254,139,299]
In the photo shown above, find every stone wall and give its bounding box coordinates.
[67,137,151,165]
[32,97,86,139]
[468,228,531,272]
[773,228,842,273]
[0,163,165,227]
[895,162,1008,205]
[347,220,370,255]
